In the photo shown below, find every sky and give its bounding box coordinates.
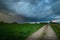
[0,0,60,23]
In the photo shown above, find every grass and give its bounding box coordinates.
[51,24,60,40]
[0,23,45,40]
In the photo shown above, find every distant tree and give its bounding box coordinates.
[35,23,37,24]
[26,23,29,24]
[0,21,4,24]
[50,21,52,24]
[50,20,55,24]
[12,22,17,24]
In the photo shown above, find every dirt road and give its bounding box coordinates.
[40,25,58,40]
[26,24,58,40]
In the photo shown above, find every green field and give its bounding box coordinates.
[0,23,45,40]
[51,24,60,40]
[0,23,60,40]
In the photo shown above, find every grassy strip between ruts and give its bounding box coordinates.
[0,23,45,40]
[51,24,60,40]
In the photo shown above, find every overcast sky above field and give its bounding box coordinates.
[0,0,60,23]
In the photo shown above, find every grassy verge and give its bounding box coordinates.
[51,24,60,40]
[0,23,45,40]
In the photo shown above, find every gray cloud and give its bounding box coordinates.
[0,0,60,22]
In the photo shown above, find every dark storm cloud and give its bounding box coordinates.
[0,0,60,22]
[51,1,60,15]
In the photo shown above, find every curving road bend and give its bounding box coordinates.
[26,24,58,40]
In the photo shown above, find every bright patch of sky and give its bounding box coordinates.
[45,0,49,3]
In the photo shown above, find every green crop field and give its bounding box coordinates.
[0,23,45,40]
[0,23,60,40]
[51,24,60,40]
